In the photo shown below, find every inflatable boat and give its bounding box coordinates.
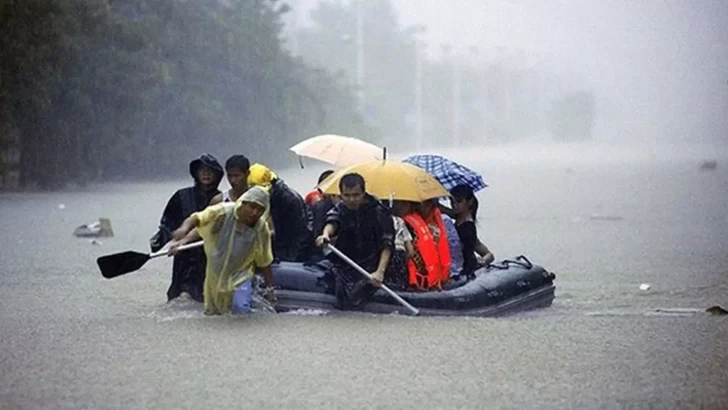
[270,256,556,317]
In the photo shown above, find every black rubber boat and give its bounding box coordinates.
[270,256,556,316]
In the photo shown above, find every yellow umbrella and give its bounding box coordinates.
[317,160,450,202]
[289,134,383,168]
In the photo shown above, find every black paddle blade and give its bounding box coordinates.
[97,251,151,279]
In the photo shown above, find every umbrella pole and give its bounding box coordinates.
[325,244,420,316]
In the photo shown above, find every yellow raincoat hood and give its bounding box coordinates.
[247,163,278,189]
[236,185,270,215]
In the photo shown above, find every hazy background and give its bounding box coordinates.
[2,2,728,408]
[285,0,728,146]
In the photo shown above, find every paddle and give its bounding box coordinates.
[97,241,204,279]
[325,244,420,316]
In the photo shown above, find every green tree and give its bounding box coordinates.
[0,0,370,189]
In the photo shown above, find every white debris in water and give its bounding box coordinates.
[151,310,206,322]
[58,203,66,210]
[283,308,329,316]
[639,283,651,291]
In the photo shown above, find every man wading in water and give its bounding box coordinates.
[151,154,224,303]
[169,186,277,315]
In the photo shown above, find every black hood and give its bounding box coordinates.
[189,153,224,187]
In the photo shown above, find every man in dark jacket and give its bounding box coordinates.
[151,153,224,302]
[315,173,394,309]
[247,163,313,262]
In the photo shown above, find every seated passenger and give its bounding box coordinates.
[450,185,495,279]
[315,173,394,310]
[384,201,418,290]
[438,201,464,278]
[309,171,341,262]
[248,163,313,262]
[310,170,339,237]
[305,169,335,206]
[404,199,451,290]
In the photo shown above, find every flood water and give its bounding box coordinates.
[1,143,727,409]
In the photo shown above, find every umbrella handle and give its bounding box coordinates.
[325,244,420,316]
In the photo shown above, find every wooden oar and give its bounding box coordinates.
[97,241,203,279]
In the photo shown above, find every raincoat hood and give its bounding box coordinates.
[237,186,270,214]
[189,153,224,187]
[247,163,278,188]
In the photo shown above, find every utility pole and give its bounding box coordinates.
[413,26,426,150]
[355,0,365,114]
[452,50,461,147]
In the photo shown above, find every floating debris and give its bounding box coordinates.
[58,203,66,210]
[699,160,718,171]
[639,283,651,291]
[73,218,114,238]
[589,214,624,221]
[652,305,727,316]
[706,305,728,315]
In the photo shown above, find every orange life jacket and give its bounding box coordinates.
[404,209,452,290]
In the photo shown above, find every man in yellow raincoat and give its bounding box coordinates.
[169,186,276,315]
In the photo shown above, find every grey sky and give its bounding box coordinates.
[288,0,728,144]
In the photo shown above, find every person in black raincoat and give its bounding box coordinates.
[309,170,339,262]
[315,173,394,310]
[150,154,224,302]
[247,163,313,262]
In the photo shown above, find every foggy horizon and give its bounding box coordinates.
[287,0,728,147]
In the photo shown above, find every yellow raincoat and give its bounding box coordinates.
[193,186,273,314]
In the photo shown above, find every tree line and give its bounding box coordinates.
[0,0,372,189]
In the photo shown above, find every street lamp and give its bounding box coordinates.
[442,45,460,147]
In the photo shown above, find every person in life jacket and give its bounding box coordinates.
[405,199,452,290]
[209,155,251,205]
[151,153,224,302]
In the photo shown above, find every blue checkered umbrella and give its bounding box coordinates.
[402,154,487,192]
